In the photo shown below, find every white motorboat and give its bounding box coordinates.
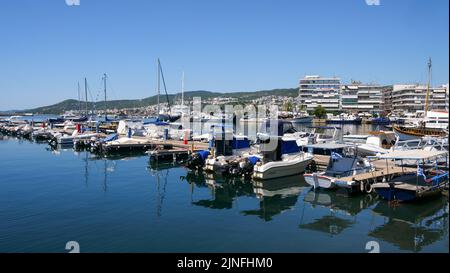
[252,136,313,180]
[342,134,370,144]
[54,130,100,145]
[304,146,374,190]
[356,131,397,156]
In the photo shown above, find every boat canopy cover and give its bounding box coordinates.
[303,143,352,150]
[103,133,118,142]
[248,156,261,165]
[281,139,300,154]
[197,150,210,161]
[378,149,448,160]
[232,138,250,149]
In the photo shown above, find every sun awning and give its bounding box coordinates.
[377,149,448,160]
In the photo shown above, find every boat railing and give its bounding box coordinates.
[393,138,448,152]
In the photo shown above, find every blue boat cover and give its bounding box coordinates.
[197,150,210,161]
[103,133,118,142]
[232,138,250,149]
[281,140,300,154]
[248,156,261,165]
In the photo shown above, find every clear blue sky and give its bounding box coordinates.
[0,0,448,110]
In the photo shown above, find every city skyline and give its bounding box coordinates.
[1,0,448,110]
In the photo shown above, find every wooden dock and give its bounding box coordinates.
[339,166,416,183]
[101,137,209,155]
[311,155,418,193]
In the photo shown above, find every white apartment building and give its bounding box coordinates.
[391,84,448,112]
[341,82,385,113]
[298,75,341,111]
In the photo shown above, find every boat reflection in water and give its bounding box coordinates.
[191,172,255,210]
[303,190,379,216]
[369,198,449,252]
[242,175,309,221]
[299,190,378,236]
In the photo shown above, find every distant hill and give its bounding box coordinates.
[21,88,298,114]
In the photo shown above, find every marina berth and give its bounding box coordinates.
[371,150,449,202]
[303,144,375,192]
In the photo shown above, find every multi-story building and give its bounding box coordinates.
[429,84,449,111]
[298,75,341,111]
[382,86,393,112]
[341,82,385,113]
[391,84,448,112]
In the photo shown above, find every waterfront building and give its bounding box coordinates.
[341,82,385,114]
[298,75,341,111]
[391,84,449,112]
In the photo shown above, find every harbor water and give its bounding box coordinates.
[0,124,448,253]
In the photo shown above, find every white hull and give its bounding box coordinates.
[304,173,338,189]
[252,153,313,180]
[356,144,389,156]
[57,133,99,145]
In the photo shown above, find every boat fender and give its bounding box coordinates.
[365,182,373,193]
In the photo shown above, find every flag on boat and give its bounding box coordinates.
[331,152,343,160]
[417,165,427,180]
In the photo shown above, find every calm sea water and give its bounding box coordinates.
[0,126,448,253]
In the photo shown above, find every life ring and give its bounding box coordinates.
[365,182,373,193]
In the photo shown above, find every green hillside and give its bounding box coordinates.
[22,88,298,114]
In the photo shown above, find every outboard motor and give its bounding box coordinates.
[186,150,210,170]
[227,156,261,177]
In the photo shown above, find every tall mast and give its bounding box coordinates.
[77,81,81,114]
[425,57,432,116]
[181,71,185,106]
[157,58,160,116]
[84,77,88,116]
[103,73,107,120]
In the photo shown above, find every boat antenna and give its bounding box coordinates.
[103,73,107,121]
[425,57,432,116]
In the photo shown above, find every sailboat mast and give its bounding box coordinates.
[157,59,160,116]
[77,81,81,114]
[103,73,107,120]
[84,77,88,116]
[181,71,185,106]
[425,57,432,116]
